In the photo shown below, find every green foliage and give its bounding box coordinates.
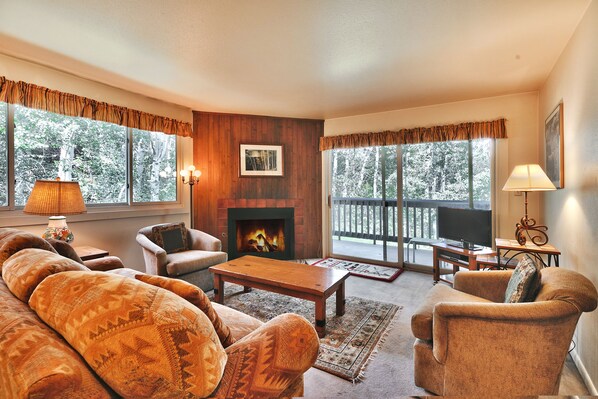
[0,103,7,206]
[132,129,176,202]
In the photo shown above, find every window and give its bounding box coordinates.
[2,103,178,209]
[132,129,177,203]
[0,102,7,206]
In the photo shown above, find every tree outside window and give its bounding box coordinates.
[0,103,7,206]
[132,129,177,202]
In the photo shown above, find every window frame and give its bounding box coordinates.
[0,102,182,215]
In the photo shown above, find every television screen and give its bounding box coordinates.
[437,207,492,248]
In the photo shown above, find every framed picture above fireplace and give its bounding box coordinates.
[240,144,284,177]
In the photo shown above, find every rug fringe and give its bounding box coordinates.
[351,305,402,383]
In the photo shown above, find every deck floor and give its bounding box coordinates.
[331,239,434,266]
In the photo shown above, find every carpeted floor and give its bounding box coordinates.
[209,283,399,382]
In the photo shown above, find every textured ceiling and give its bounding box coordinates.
[0,0,590,119]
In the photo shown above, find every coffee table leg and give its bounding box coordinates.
[315,297,326,338]
[213,274,224,304]
[336,282,345,316]
[243,286,252,293]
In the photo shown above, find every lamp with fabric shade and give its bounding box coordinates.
[502,164,556,246]
[23,178,87,243]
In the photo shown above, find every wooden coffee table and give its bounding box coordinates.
[209,255,350,338]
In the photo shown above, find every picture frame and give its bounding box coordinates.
[239,144,284,177]
[544,103,564,189]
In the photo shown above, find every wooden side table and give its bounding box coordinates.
[495,238,561,268]
[74,246,109,261]
[431,242,495,284]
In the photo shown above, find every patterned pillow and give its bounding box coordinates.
[152,222,188,254]
[29,271,227,398]
[2,248,89,302]
[45,238,84,264]
[136,274,236,348]
[504,255,542,303]
[0,230,57,275]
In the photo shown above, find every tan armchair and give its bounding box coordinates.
[136,223,227,292]
[411,267,597,397]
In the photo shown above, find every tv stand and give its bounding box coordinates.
[431,242,495,285]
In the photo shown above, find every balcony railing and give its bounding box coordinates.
[331,197,489,243]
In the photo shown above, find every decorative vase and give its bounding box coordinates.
[42,216,74,243]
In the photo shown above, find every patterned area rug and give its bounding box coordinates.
[210,284,400,382]
[312,258,404,282]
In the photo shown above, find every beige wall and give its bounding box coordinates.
[539,0,598,392]
[323,92,541,256]
[0,54,195,270]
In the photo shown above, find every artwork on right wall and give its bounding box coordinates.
[545,102,564,189]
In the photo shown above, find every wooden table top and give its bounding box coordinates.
[495,238,561,255]
[209,255,350,296]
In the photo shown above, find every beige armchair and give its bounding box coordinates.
[136,223,227,292]
[411,267,597,397]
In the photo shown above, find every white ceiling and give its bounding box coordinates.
[0,0,590,120]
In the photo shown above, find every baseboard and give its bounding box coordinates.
[571,347,598,395]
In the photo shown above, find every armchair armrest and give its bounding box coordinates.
[453,270,513,302]
[432,300,579,364]
[209,313,319,398]
[188,229,222,252]
[135,234,166,256]
[135,234,167,275]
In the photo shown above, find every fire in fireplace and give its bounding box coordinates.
[228,207,294,260]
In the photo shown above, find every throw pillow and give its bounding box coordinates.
[3,248,89,302]
[29,271,227,398]
[504,254,542,303]
[152,222,188,254]
[45,238,85,264]
[136,274,236,348]
[0,230,57,275]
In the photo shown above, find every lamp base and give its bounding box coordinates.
[515,216,549,246]
[42,216,74,243]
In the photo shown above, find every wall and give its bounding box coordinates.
[323,92,540,256]
[0,53,194,270]
[193,111,324,259]
[539,0,598,392]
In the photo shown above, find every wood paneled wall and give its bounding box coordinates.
[192,111,324,258]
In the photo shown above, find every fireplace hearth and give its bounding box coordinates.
[228,207,294,260]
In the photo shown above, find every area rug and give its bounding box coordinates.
[209,284,400,382]
[312,257,404,282]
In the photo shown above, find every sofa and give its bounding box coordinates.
[411,268,598,397]
[0,228,319,398]
[136,223,227,292]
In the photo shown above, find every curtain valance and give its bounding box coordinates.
[319,118,506,151]
[0,76,192,137]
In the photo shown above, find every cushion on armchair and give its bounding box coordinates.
[152,222,188,254]
[29,271,227,398]
[504,254,542,303]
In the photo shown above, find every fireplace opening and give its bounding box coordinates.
[228,207,294,260]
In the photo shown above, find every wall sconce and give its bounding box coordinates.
[180,165,201,228]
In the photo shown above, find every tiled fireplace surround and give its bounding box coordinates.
[217,198,305,256]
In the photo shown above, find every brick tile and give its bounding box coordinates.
[266,199,277,207]
[217,198,225,208]
[237,199,247,207]
[247,199,257,208]
[256,199,266,208]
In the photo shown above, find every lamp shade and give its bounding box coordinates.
[502,164,556,192]
[23,179,87,216]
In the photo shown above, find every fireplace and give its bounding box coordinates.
[228,207,295,260]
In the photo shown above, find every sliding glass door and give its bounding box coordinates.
[330,145,399,264]
[329,139,492,266]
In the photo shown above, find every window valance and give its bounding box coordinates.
[0,76,192,137]
[319,118,506,151]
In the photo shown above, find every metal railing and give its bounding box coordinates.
[331,197,489,243]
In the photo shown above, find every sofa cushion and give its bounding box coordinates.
[166,250,228,276]
[504,255,541,303]
[2,248,89,302]
[411,283,491,341]
[0,278,112,399]
[0,229,57,275]
[136,274,236,348]
[29,271,227,398]
[45,238,85,264]
[152,222,188,254]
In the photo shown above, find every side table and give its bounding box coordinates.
[495,238,560,268]
[73,246,109,261]
[431,242,495,284]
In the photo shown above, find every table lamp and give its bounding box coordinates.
[502,164,556,246]
[23,178,87,243]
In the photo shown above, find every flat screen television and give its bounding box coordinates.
[437,207,492,249]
